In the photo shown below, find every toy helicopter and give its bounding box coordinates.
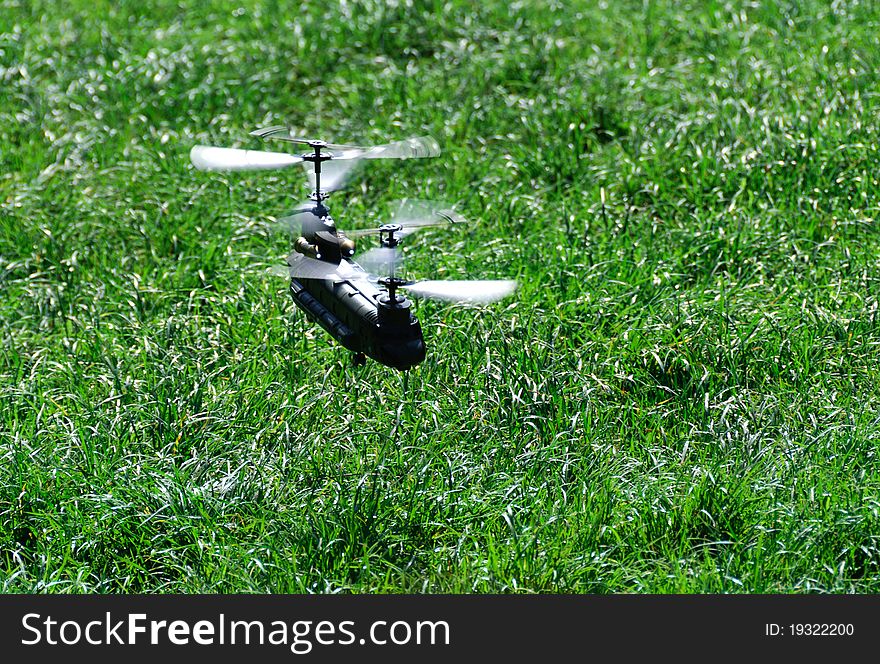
[190,127,517,370]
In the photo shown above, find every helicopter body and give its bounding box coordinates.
[189,128,516,371]
[289,273,426,370]
[287,213,426,370]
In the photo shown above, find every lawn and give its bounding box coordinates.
[2,0,880,592]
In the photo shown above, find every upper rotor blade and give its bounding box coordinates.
[300,158,360,192]
[403,280,518,304]
[250,126,361,150]
[190,145,303,171]
[355,136,441,160]
[250,127,440,160]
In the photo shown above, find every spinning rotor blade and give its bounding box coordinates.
[345,228,393,238]
[282,254,351,280]
[269,196,339,234]
[346,200,467,238]
[355,136,441,160]
[250,127,441,160]
[269,210,315,237]
[301,158,360,193]
[402,280,518,304]
[268,254,366,281]
[266,261,341,280]
[250,127,362,150]
[266,265,291,279]
[390,199,466,237]
[390,199,466,225]
[355,246,404,277]
[287,199,321,216]
[190,145,303,171]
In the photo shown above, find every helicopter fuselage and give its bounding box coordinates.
[287,209,426,370]
[289,270,426,371]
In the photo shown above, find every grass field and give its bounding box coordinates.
[2,0,880,593]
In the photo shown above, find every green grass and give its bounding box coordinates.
[2,0,880,592]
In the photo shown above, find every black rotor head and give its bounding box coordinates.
[377,275,410,304]
[378,223,403,247]
[377,275,408,288]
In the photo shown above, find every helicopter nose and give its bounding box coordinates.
[380,337,426,371]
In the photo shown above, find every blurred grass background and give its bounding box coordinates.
[2,0,880,591]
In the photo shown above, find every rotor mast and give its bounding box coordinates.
[302,140,333,217]
[376,222,405,303]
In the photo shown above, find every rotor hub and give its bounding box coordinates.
[378,223,403,247]
[377,276,408,305]
[378,275,407,289]
[307,193,331,218]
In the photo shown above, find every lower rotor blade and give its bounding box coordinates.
[391,198,465,227]
[190,145,303,171]
[284,254,348,281]
[345,200,466,238]
[403,280,517,304]
[266,265,290,279]
[355,246,402,277]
